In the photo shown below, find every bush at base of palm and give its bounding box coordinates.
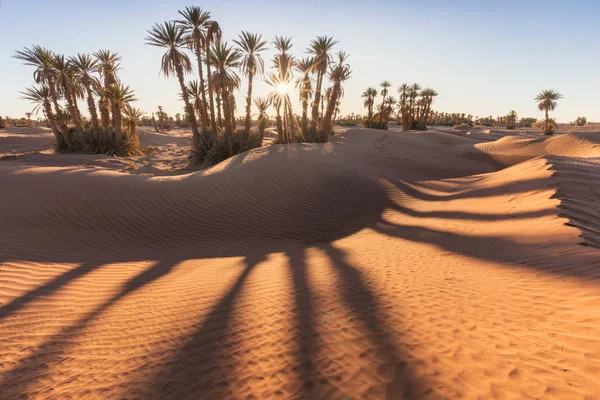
[190,128,263,165]
[57,128,142,156]
[361,119,388,130]
[533,118,558,135]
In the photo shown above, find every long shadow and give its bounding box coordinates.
[148,254,265,399]
[0,258,179,397]
[389,202,555,221]
[0,261,101,323]
[286,247,324,398]
[319,243,424,398]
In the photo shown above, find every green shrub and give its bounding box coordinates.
[575,116,587,126]
[361,119,388,130]
[57,128,141,156]
[533,118,558,135]
[192,129,263,166]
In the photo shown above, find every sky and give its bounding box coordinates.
[1,0,599,123]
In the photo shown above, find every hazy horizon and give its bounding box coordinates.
[1,0,599,123]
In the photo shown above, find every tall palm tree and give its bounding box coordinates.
[52,54,84,131]
[208,42,241,153]
[145,21,200,140]
[253,97,271,140]
[93,50,122,130]
[205,20,222,136]
[294,57,314,134]
[418,88,438,128]
[13,46,62,113]
[234,31,268,132]
[177,6,211,130]
[265,72,285,142]
[307,36,337,131]
[70,53,100,129]
[20,85,61,138]
[506,110,518,129]
[105,83,136,141]
[323,51,351,136]
[534,89,562,135]
[397,83,410,130]
[378,80,391,123]
[361,87,377,128]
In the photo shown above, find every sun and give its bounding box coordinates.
[277,83,288,95]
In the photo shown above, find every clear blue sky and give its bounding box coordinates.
[1,0,599,122]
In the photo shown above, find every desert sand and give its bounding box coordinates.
[1,126,600,399]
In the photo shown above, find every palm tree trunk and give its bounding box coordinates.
[244,70,253,132]
[229,93,236,132]
[323,83,340,137]
[205,41,217,137]
[43,100,61,139]
[175,63,200,140]
[99,98,110,130]
[275,104,283,142]
[545,109,549,135]
[64,87,83,132]
[195,44,209,130]
[310,70,323,131]
[112,104,122,143]
[215,89,222,128]
[47,78,62,114]
[220,77,233,156]
[85,84,99,130]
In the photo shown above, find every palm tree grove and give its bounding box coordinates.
[3,2,600,399]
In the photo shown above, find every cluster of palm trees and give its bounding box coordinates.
[15,46,145,154]
[146,6,351,163]
[362,82,438,130]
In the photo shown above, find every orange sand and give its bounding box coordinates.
[1,127,600,399]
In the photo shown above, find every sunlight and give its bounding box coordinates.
[277,83,288,95]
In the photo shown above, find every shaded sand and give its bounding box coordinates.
[1,128,600,399]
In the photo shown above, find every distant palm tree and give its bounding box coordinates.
[323,51,351,136]
[419,88,438,128]
[145,21,200,140]
[93,50,122,130]
[271,36,296,142]
[397,83,410,130]
[294,57,314,133]
[506,110,517,129]
[208,42,241,152]
[13,45,62,113]
[234,31,268,132]
[105,83,136,141]
[361,87,377,127]
[123,104,145,135]
[177,6,211,130]
[20,85,61,138]
[205,21,222,136]
[52,54,84,131]
[70,53,100,129]
[253,97,270,140]
[534,89,562,135]
[307,36,337,131]
[378,81,391,123]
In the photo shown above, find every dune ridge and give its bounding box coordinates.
[1,128,600,399]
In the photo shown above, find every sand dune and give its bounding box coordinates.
[1,128,600,399]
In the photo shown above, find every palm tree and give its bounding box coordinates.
[418,88,438,129]
[13,46,62,113]
[294,57,314,134]
[177,6,211,130]
[271,37,295,143]
[105,83,136,141]
[234,31,268,132]
[205,21,222,136]
[361,87,377,128]
[52,54,84,132]
[70,53,100,129]
[20,85,61,138]
[184,80,204,120]
[253,97,270,140]
[323,51,351,137]
[378,81,391,123]
[123,104,145,135]
[208,42,241,153]
[506,110,517,129]
[307,36,337,131]
[397,83,410,130]
[93,50,121,130]
[535,89,562,135]
[145,21,200,140]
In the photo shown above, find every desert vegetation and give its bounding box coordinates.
[14,46,143,156]
[361,82,438,131]
[535,89,563,135]
[146,7,351,165]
